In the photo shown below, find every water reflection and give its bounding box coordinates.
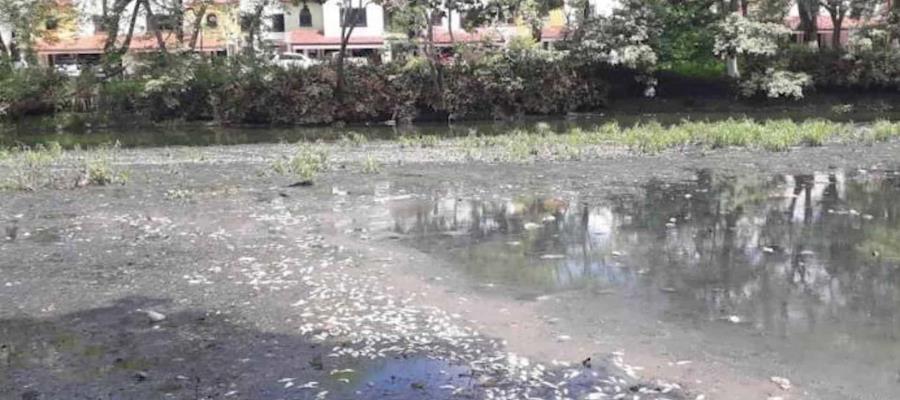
[384,169,900,342]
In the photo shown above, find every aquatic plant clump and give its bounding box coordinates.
[440,119,900,160]
[0,142,128,190]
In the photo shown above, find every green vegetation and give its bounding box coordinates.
[271,144,329,181]
[79,145,129,186]
[0,141,128,190]
[361,155,381,174]
[441,119,900,160]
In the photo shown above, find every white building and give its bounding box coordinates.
[260,0,386,59]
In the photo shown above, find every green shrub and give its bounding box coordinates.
[0,67,66,119]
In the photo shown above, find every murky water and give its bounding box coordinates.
[5,105,900,149]
[381,168,900,398]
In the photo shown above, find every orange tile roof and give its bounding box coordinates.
[35,33,225,55]
[287,29,383,46]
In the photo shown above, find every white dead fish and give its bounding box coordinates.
[298,381,319,389]
[143,310,166,323]
[770,376,791,390]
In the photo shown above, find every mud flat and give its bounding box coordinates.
[2,139,900,399]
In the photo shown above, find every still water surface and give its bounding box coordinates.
[381,168,900,398]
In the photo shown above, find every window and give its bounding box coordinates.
[206,13,219,28]
[45,17,58,30]
[299,5,312,27]
[150,14,177,31]
[340,8,367,28]
[92,15,108,32]
[271,14,285,32]
[430,11,444,26]
[240,14,253,32]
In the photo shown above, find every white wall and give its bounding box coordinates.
[322,0,384,38]
[431,9,463,32]
[284,2,325,32]
[76,0,153,36]
[0,22,12,54]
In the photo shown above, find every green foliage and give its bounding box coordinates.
[80,145,129,186]
[0,67,65,119]
[361,155,381,174]
[782,42,900,90]
[868,120,900,142]
[271,144,329,181]
[656,1,721,75]
[442,119,870,159]
[0,141,127,190]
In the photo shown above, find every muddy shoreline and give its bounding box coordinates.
[2,141,900,399]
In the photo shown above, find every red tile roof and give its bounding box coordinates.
[287,29,383,46]
[430,28,504,44]
[541,25,567,40]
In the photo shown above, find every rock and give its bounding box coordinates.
[726,315,742,324]
[288,180,314,188]
[5,226,17,241]
[556,335,571,342]
[134,371,148,382]
[20,390,40,400]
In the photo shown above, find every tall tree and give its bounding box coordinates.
[335,0,377,100]
[819,0,850,49]
[797,0,820,48]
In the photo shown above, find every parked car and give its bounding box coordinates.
[272,53,320,69]
[56,63,82,77]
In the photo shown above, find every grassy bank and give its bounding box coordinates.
[3,119,899,191]
[416,118,900,158]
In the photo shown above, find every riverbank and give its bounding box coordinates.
[2,119,899,191]
[3,131,900,399]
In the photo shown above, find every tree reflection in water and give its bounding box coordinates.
[387,169,900,344]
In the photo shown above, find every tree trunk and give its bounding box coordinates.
[174,0,185,45]
[798,0,819,48]
[103,0,132,54]
[142,0,168,52]
[423,10,444,107]
[831,14,843,49]
[726,56,740,79]
[336,6,360,102]
[448,9,454,43]
[0,33,8,59]
[243,4,265,55]
[189,5,208,51]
